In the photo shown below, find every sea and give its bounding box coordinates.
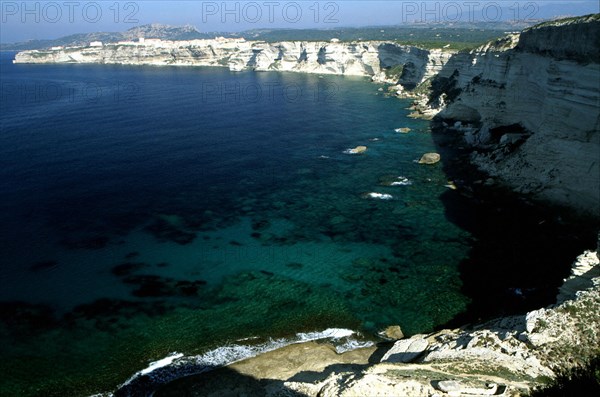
[0,51,592,396]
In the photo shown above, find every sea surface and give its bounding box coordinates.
[0,52,589,396]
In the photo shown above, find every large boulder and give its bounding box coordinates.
[378,325,405,340]
[381,335,429,363]
[346,146,368,154]
[418,153,441,164]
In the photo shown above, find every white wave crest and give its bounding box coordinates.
[364,192,393,200]
[117,328,363,394]
[334,339,374,354]
[140,353,184,375]
[297,328,354,341]
[390,176,412,186]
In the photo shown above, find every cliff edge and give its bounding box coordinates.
[13,39,452,89]
[425,14,600,217]
[516,14,600,63]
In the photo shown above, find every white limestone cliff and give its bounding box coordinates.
[426,14,600,217]
[13,38,453,88]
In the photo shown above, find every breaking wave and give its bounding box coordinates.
[113,328,371,397]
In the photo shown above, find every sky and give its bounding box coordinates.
[1,0,599,43]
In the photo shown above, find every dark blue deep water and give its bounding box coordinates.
[0,51,476,395]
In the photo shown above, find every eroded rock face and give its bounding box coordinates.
[427,15,600,217]
[515,15,600,63]
[13,39,453,88]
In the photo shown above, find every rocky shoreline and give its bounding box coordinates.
[152,247,600,396]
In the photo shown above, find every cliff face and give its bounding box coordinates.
[13,39,452,87]
[428,14,600,217]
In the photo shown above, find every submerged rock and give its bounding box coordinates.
[144,218,196,245]
[418,153,441,164]
[111,262,147,277]
[124,251,140,260]
[122,274,207,298]
[329,215,347,225]
[0,301,57,334]
[286,262,304,269]
[352,257,374,268]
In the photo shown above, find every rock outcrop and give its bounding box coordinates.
[425,14,600,217]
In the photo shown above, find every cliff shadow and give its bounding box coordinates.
[153,366,306,397]
[152,342,392,397]
[377,43,428,88]
[429,122,599,327]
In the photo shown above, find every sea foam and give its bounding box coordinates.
[140,353,184,375]
[390,176,412,186]
[114,328,368,396]
[363,192,393,200]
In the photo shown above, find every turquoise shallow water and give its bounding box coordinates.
[0,53,474,395]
